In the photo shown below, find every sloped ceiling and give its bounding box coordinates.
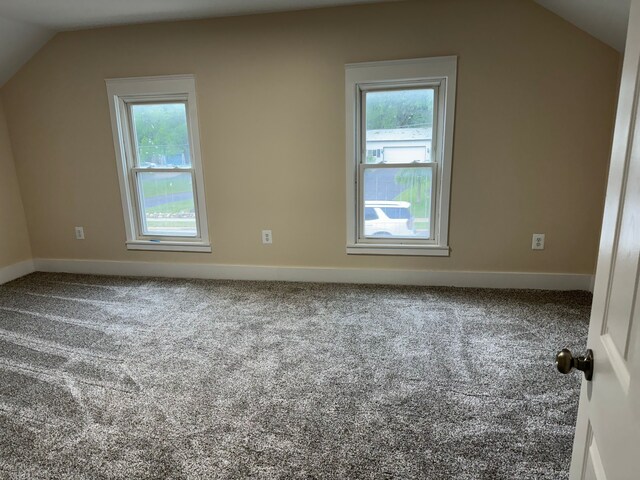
[0,0,632,88]
[0,16,53,86]
[1,0,399,87]
[0,0,405,29]
[534,0,630,51]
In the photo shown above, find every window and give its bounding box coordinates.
[345,57,457,256]
[106,75,210,252]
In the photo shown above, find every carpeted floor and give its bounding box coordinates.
[0,272,590,479]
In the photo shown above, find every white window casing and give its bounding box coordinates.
[345,57,457,256]
[105,75,211,252]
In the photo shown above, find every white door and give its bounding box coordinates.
[568,1,640,478]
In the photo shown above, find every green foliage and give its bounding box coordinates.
[394,168,432,220]
[366,89,434,130]
[132,104,190,165]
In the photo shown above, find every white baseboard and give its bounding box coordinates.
[0,259,35,285]
[32,258,594,291]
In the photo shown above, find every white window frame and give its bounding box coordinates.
[105,75,210,252]
[345,57,457,256]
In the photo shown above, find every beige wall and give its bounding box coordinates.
[1,0,620,274]
[0,99,31,268]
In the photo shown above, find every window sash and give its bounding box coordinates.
[130,167,200,240]
[356,83,440,246]
[357,162,438,244]
[127,100,191,168]
[360,84,439,167]
[122,100,201,241]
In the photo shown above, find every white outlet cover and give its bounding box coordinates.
[532,233,545,250]
[262,230,272,244]
[75,226,85,240]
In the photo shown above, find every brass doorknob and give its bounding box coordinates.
[556,348,593,381]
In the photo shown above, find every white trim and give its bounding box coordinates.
[346,244,450,256]
[0,260,35,285]
[126,241,211,252]
[345,56,457,256]
[345,57,459,70]
[32,258,593,291]
[105,74,210,252]
[103,74,196,86]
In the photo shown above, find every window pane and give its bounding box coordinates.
[131,103,191,167]
[365,89,434,164]
[138,172,197,237]
[363,167,432,238]
[364,207,378,221]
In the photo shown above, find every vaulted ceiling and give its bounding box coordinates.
[0,0,632,87]
[534,0,630,52]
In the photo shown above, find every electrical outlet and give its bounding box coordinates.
[75,226,85,240]
[532,233,545,250]
[262,230,272,245]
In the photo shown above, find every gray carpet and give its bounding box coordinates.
[0,272,590,479]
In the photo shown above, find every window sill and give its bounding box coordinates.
[346,244,450,257]
[126,241,212,253]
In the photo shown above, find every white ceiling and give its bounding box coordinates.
[0,0,632,87]
[0,0,400,29]
[0,15,53,87]
[534,0,630,52]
